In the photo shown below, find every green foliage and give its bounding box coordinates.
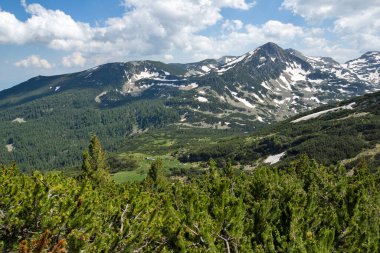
[147,158,164,184]
[1,154,379,252]
[180,92,380,167]
[81,135,111,185]
[0,91,181,171]
[107,155,138,173]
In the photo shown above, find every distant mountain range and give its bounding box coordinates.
[0,42,379,170]
[1,42,379,124]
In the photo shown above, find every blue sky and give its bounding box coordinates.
[0,0,379,90]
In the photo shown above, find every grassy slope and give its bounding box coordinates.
[112,153,194,183]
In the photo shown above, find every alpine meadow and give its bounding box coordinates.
[0,0,379,252]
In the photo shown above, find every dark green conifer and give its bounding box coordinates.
[81,135,111,184]
[147,158,163,183]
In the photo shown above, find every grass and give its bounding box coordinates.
[112,169,146,183]
[118,126,248,156]
[112,152,193,183]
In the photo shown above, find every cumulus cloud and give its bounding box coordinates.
[281,0,380,54]
[62,52,86,67]
[209,20,306,56]
[1,0,255,58]
[281,0,379,22]
[261,20,304,39]
[14,55,53,69]
[164,54,174,61]
[222,20,244,32]
[1,0,374,66]
[0,2,92,45]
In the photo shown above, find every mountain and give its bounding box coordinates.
[1,42,378,122]
[178,91,380,169]
[0,42,379,170]
[344,51,380,84]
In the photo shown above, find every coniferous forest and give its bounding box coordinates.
[1,136,379,252]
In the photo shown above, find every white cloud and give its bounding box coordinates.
[281,0,380,55]
[211,20,306,55]
[14,55,53,69]
[332,6,380,49]
[0,0,255,63]
[164,54,174,61]
[281,0,379,22]
[1,0,376,67]
[2,1,252,48]
[222,20,243,32]
[0,2,92,45]
[0,11,28,44]
[261,20,304,39]
[62,52,86,67]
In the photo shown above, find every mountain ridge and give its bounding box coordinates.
[0,42,379,170]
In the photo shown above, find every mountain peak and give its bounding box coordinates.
[258,42,284,53]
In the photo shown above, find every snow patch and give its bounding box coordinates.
[338,88,350,93]
[179,82,198,90]
[274,98,291,105]
[285,64,307,82]
[309,79,324,84]
[134,70,160,80]
[234,96,255,108]
[180,115,187,122]
[122,69,161,94]
[257,116,264,122]
[278,75,292,90]
[95,91,108,103]
[252,93,264,103]
[260,81,272,91]
[12,118,26,123]
[292,102,356,123]
[310,97,321,103]
[224,54,246,67]
[217,65,234,74]
[196,96,208,103]
[201,65,211,72]
[55,86,60,92]
[229,90,255,108]
[264,152,286,165]
[5,144,14,152]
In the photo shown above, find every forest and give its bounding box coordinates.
[1,136,379,252]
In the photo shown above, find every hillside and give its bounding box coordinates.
[0,42,379,171]
[178,91,380,170]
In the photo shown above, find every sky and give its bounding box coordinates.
[0,0,379,90]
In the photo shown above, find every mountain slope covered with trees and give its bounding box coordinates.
[1,43,379,172]
[178,91,380,169]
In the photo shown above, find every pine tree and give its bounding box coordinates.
[147,158,163,183]
[81,135,111,185]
